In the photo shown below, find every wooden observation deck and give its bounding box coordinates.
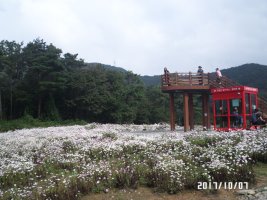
[161,72,210,90]
[161,72,212,132]
[161,71,267,131]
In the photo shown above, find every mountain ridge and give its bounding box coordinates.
[99,62,267,96]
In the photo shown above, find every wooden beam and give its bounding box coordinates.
[169,93,175,131]
[189,94,194,130]
[183,93,190,132]
[202,93,210,130]
[207,95,211,129]
[161,85,210,91]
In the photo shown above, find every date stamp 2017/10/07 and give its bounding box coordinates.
[197,182,248,190]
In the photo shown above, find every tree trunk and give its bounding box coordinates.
[10,84,13,119]
[0,90,2,120]
[38,95,42,118]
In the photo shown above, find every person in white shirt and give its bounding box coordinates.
[216,68,222,84]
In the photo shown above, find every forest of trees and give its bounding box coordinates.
[2,39,264,129]
[0,38,174,124]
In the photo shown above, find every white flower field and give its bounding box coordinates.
[0,123,267,199]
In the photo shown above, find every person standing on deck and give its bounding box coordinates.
[197,66,203,74]
[197,66,203,85]
[216,68,222,85]
[164,67,170,85]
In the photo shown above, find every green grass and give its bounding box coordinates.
[0,115,87,132]
[252,162,267,188]
[254,162,267,177]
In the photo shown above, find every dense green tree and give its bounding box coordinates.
[145,86,169,123]
[0,40,24,119]
[0,71,8,119]
[21,38,64,119]
[63,53,84,70]
[63,66,108,120]
[0,38,171,125]
[117,71,145,123]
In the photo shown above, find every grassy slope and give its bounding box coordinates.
[0,115,87,132]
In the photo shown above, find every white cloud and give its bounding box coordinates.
[0,0,267,75]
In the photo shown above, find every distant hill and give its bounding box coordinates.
[139,75,161,86]
[82,63,162,86]
[221,63,267,97]
[82,62,267,97]
[139,63,267,97]
[83,63,127,73]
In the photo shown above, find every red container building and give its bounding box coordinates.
[211,86,258,130]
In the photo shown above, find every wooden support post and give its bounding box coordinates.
[207,96,211,129]
[183,93,190,132]
[169,93,175,131]
[189,94,194,130]
[202,93,210,130]
[189,72,192,85]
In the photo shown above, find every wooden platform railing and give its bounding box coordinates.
[162,72,243,88]
[162,72,209,86]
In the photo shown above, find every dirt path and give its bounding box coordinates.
[237,163,267,200]
[81,187,238,200]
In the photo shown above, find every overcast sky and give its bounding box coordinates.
[0,0,267,75]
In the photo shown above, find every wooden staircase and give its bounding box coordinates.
[208,73,241,88]
[209,73,267,119]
